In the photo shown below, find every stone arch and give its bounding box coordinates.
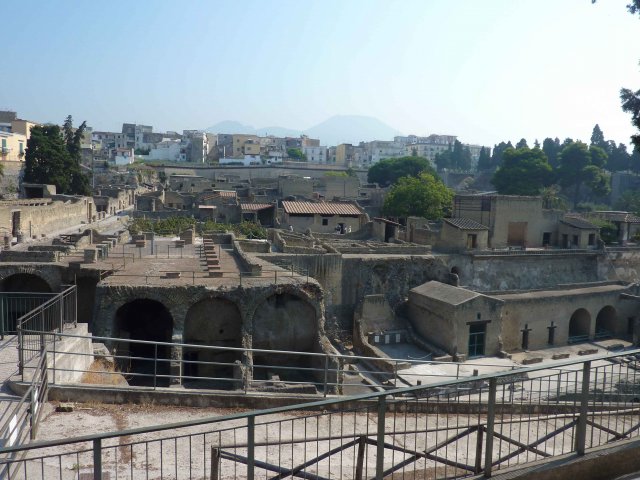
[251,292,318,382]
[114,298,173,387]
[183,297,243,388]
[569,308,591,342]
[0,272,52,293]
[595,306,617,339]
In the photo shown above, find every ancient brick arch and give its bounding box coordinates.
[114,298,174,387]
[183,297,243,388]
[0,266,56,292]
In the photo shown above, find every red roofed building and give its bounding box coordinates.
[281,201,368,233]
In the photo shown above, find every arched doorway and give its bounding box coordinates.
[1,273,51,293]
[1,273,52,333]
[114,299,173,387]
[183,298,242,389]
[252,293,317,383]
[595,306,617,339]
[568,308,591,343]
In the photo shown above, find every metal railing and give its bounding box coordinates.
[20,331,526,395]
[0,293,57,339]
[2,349,640,479]
[16,285,77,377]
[0,351,48,479]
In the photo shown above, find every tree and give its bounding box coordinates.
[590,124,607,149]
[606,142,631,172]
[490,141,514,169]
[382,172,454,219]
[542,137,562,168]
[491,147,553,195]
[621,88,640,149]
[23,116,91,195]
[286,148,306,161]
[434,149,452,171]
[367,156,437,187]
[614,189,640,214]
[556,141,610,208]
[515,138,529,149]
[477,146,491,170]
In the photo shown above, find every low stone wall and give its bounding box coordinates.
[28,245,72,254]
[233,239,262,276]
[0,250,59,262]
[237,239,271,253]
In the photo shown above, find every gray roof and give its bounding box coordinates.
[444,217,488,230]
[410,281,481,305]
[561,216,599,230]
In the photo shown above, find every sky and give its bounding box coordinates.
[1,0,639,148]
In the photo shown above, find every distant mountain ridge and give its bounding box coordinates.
[205,115,402,146]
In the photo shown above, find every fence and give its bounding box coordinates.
[2,350,640,479]
[0,293,56,339]
[0,351,48,480]
[16,285,77,378]
[20,330,525,394]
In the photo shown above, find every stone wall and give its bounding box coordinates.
[443,252,602,291]
[0,161,23,196]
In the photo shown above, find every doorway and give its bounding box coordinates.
[468,323,486,357]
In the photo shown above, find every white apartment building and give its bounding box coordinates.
[302,146,327,163]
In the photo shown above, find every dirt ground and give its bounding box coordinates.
[12,398,636,480]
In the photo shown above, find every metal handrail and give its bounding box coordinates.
[2,346,640,456]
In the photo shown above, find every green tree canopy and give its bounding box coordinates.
[367,156,437,187]
[24,117,91,195]
[556,141,610,208]
[515,138,529,149]
[490,141,514,169]
[382,172,453,219]
[542,137,562,168]
[477,146,491,170]
[491,147,553,195]
[286,148,306,160]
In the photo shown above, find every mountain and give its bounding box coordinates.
[305,115,402,146]
[205,120,256,135]
[205,115,402,146]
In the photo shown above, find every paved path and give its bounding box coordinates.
[0,335,21,427]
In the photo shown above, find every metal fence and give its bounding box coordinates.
[16,285,77,378]
[0,351,48,480]
[0,293,57,339]
[23,330,527,395]
[2,350,640,479]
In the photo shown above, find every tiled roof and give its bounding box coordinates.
[593,211,640,224]
[282,201,363,216]
[241,203,273,212]
[444,217,488,230]
[200,190,237,201]
[561,216,599,230]
[410,281,483,305]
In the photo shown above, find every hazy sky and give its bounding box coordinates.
[2,0,639,147]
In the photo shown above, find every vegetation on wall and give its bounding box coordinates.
[128,217,267,239]
[367,156,437,187]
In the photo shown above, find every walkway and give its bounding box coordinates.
[0,335,20,426]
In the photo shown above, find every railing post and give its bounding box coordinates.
[154,343,158,390]
[247,415,255,479]
[210,446,220,480]
[575,360,591,455]
[355,435,366,480]
[323,354,329,397]
[29,386,36,440]
[52,334,56,385]
[39,308,45,352]
[483,377,497,477]
[18,326,24,379]
[93,438,102,480]
[375,395,386,480]
[475,426,484,474]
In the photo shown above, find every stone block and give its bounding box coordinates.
[209,271,224,277]
[552,353,570,360]
[165,272,181,279]
[522,357,543,365]
[579,348,599,356]
[84,249,98,263]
